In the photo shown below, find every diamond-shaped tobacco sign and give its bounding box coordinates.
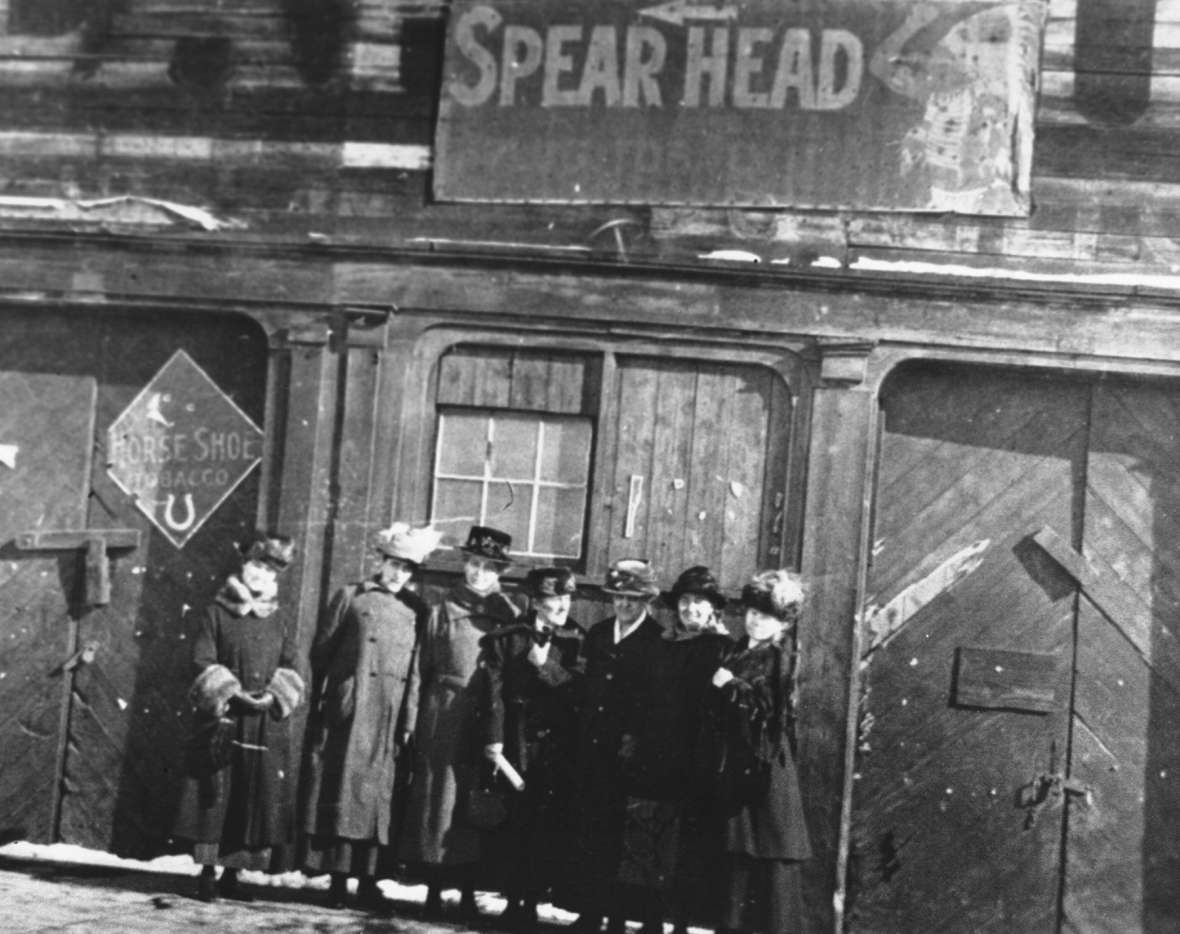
[107,350,264,548]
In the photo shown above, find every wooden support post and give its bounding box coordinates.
[798,343,878,934]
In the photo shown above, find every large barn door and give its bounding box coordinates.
[0,309,267,857]
[848,364,1089,933]
[1054,381,1180,932]
[0,367,97,844]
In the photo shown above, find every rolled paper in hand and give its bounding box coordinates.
[486,748,526,791]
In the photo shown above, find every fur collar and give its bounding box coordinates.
[216,574,279,618]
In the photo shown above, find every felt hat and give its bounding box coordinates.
[242,531,295,572]
[664,565,726,611]
[373,522,443,566]
[740,569,805,622]
[459,525,513,565]
[525,566,578,598]
[602,558,660,598]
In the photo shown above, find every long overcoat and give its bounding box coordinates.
[398,583,519,867]
[302,580,428,846]
[479,614,585,893]
[173,599,301,852]
[718,638,812,862]
[572,614,666,902]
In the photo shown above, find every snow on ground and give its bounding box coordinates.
[0,840,578,923]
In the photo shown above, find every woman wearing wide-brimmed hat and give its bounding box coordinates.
[302,522,442,911]
[398,525,519,919]
[478,566,586,931]
[173,531,305,904]
[711,570,812,934]
[569,558,665,934]
[628,566,735,934]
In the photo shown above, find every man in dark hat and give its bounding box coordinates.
[479,566,586,930]
[570,559,665,934]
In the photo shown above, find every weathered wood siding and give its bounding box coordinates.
[0,0,1177,283]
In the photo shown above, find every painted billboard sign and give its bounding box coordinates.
[434,0,1046,214]
[106,350,264,548]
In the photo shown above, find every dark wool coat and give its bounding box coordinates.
[719,638,812,862]
[627,629,734,801]
[173,599,301,852]
[572,614,666,900]
[479,614,585,894]
[398,583,519,867]
[302,581,428,846]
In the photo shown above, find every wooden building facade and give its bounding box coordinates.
[0,1,1178,933]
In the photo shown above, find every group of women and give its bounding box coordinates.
[172,524,812,934]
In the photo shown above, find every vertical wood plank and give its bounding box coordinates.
[799,384,875,934]
[508,352,551,410]
[686,364,729,575]
[546,353,588,414]
[608,357,659,563]
[647,361,696,580]
[720,366,772,590]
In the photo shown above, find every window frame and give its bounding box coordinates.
[430,405,594,562]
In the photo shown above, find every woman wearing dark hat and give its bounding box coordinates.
[711,570,812,934]
[302,522,442,911]
[478,566,585,931]
[570,558,665,934]
[628,566,735,934]
[399,525,520,919]
[173,531,305,903]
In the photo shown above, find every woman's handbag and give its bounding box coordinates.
[185,714,237,774]
[465,760,511,830]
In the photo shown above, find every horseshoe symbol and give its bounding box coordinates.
[163,493,196,532]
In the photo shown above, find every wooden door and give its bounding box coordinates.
[850,365,1180,934]
[1061,381,1180,932]
[849,364,1088,933]
[0,365,96,844]
[606,356,791,591]
[0,309,267,857]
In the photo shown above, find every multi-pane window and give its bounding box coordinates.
[431,409,593,560]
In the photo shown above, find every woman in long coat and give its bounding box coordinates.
[628,566,734,934]
[712,570,812,934]
[479,566,585,931]
[398,525,519,918]
[173,532,305,903]
[302,523,441,910]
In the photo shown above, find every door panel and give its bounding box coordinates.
[1066,383,1180,932]
[850,365,1086,934]
[606,357,790,591]
[0,370,96,843]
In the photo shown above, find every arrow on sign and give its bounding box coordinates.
[639,0,738,26]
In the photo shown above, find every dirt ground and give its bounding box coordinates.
[0,842,578,934]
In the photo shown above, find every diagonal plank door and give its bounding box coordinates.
[849,363,1086,934]
[1063,380,1180,933]
[0,370,96,844]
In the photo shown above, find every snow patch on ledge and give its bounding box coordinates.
[852,256,1180,291]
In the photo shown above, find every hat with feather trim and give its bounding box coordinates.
[739,569,805,622]
[373,522,443,567]
[603,558,660,598]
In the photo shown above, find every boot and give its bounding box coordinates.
[327,873,348,909]
[219,868,255,902]
[423,884,444,919]
[458,881,480,921]
[357,877,391,914]
[195,867,217,903]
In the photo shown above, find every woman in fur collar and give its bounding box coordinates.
[172,531,305,903]
[712,570,812,934]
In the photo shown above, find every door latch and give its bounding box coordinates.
[1019,770,1093,827]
